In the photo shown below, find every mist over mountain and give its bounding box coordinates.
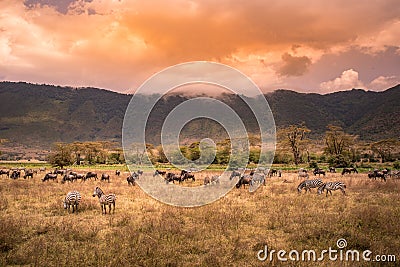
[0,81,398,149]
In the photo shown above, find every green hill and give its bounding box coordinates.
[0,82,398,148]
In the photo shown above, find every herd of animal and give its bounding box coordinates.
[1,165,399,213]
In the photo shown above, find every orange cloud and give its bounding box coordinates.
[0,0,399,93]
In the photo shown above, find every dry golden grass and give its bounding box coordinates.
[0,169,399,266]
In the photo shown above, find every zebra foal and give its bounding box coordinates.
[63,191,81,213]
[317,182,346,197]
[92,187,116,214]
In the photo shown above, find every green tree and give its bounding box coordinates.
[371,139,399,163]
[48,143,73,168]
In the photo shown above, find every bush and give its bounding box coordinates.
[394,161,400,170]
[309,161,318,169]
[328,154,351,168]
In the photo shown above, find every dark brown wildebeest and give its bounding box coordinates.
[10,170,21,179]
[24,169,34,179]
[101,173,110,183]
[85,172,98,181]
[115,170,121,176]
[341,168,358,175]
[42,173,57,182]
[0,169,10,177]
[329,167,336,173]
[229,170,241,180]
[127,173,138,185]
[153,170,166,177]
[236,175,252,189]
[181,172,195,182]
[165,172,182,184]
[313,168,326,176]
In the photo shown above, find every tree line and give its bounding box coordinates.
[47,125,399,168]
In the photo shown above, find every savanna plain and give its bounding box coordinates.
[0,168,399,267]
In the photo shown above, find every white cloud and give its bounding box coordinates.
[320,69,365,93]
[369,75,399,91]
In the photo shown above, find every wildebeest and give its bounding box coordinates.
[204,175,220,185]
[127,172,139,185]
[54,169,67,175]
[42,173,57,182]
[165,172,182,184]
[10,170,21,179]
[368,170,386,181]
[85,172,98,181]
[115,170,121,176]
[313,168,326,176]
[101,173,110,183]
[62,174,76,183]
[329,167,336,173]
[298,171,309,180]
[137,169,143,176]
[23,169,34,179]
[39,167,46,172]
[236,175,252,188]
[181,172,195,182]
[251,173,266,186]
[229,170,241,180]
[0,169,10,177]
[153,170,166,177]
[268,169,278,177]
[341,167,358,175]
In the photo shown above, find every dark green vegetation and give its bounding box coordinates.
[0,82,399,148]
[0,171,399,266]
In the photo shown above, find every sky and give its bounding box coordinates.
[0,0,399,94]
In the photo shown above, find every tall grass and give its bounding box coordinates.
[0,170,399,266]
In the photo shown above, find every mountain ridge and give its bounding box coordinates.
[0,81,398,148]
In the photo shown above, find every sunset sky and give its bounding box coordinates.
[1,0,399,94]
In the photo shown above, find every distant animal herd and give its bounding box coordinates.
[1,165,399,214]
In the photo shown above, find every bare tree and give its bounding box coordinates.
[324,125,355,156]
[278,124,310,165]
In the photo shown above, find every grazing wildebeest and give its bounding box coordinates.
[127,172,139,185]
[101,173,110,183]
[368,170,386,181]
[204,176,211,185]
[251,173,266,186]
[165,172,182,184]
[268,169,278,177]
[313,168,326,176]
[0,169,10,177]
[24,169,34,179]
[329,167,336,173]
[236,175,252,189]
[115,170,121,176]
[229,170,241,180]
[54,169,67,175]
[62,174,76,183]
[181,172,195,182]
[42,173,57,182]
[153,170,166,177]
[137,169,143,176]
[85,172,98,181]
[39,167,46,172]
[10,170,21,179]
[341,167,358,175]
[298,171,309,180]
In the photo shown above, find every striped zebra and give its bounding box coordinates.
[297,179,323,193]
[63,191,81,213]
[317,182,346,197]
[92,187,116,214]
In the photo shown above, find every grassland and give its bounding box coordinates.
[0,168,399,266]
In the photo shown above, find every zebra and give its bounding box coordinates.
[92,187,116,214]
[297,179,323,193]
[63,191,81,213]
[317,182,346,197]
